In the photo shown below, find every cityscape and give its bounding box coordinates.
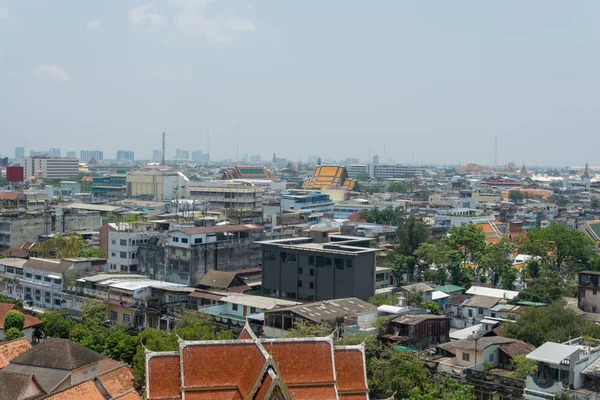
[1,2,600,400]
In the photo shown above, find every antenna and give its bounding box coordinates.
[494,137,498,168]
[162,128,166,166]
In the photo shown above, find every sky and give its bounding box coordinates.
[1,1,599,166]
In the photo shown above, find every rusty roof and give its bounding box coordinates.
[499,340,536,358]
[42,380,104,400]
[97,365,137,398]
[0,338,32,370]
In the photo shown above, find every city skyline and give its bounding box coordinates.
[1,1,599,165]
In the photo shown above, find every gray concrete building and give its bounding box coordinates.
[20,156,79,180]
[258,231,379,301]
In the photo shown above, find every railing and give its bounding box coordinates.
[526,375,567,394]
[83,288,109,299]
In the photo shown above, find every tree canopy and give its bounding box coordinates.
[361,206,405,225]
[34,233,105,259]
[3,328,24,342]
[4,311,25,332]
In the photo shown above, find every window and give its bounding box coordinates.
[298,267,303,274]
[45,298,50,304]
[325,258,332,267]
[172,237,179,242]
[34,289,41,295]
[490,313,496,318]
[111,252,116,257]
[111,311,118,320]
[120,252,127,259]
[334,258,344,269]
[478,308,484,315]
[308,256,315,266]
[346,260,353,268]
[111,239,116,245]
[488,353,494,363]
[15,269,23,276]
[263,250,276,262]
[462,353,470,362]
[232,304,238,311]
[44,276,52,283]
[123,314,131,323]
[288,253,297,263]
[131,253,136,259]
[310,268,315,276]
[181,238,188,243]
[594,306,597,313]
[468,309,473,318]
[54,279,62,285]
[298,280,303,288]
[280,252,287,263]
[54,299,61,306]
[34,275,42,280]
[25,288,31,293]
[35,296,41,301]
[120,239,127,246]
[310,282,314,289]
[25,273,32,279]
[194,238,203,244]
[594,289,597,296]
[250,307,257,314]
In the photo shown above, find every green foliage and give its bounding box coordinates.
[511,354,537,379]
[0,295,23,309]
[35,233,101,259]
[175,309,215,330]
[355,172,370,181]
[78,247,106,258]
[508,190,525,203]
[520,223,596,280]
[396,216,429,280]
[81,299,108,326]
[227,207,250,223]
[4,311,25,332]
[0,252,4,259]
[405,375,475,400]
[368,293,398,307]
[514,274,566,304]
[478,239,516,288]
[39,311,74,338]
[285,320,332,338]
[103,214,143,224]
[424,302,442,315]
[3,327,24,342]
[388,182,409,193]
[361,206,405,225]
[502,300,600,347]
[405,290,424,307]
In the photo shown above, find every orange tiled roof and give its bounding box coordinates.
[0,338,31,369]
[44,380,105,400]
[146,322,368,400]
[302,165,356,191]
[97,365,136,398]
[112,391,141,400]
[0,304,42,330]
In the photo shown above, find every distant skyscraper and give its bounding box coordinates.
[152,150,162,162]
[116,150,135,162]
[66,151,77,159]
[80,150,103,162]
[250,155,261,163]
[15,147,25,160]
[30,150,45,156]
[49,148,61,158]
[372,155,379,165]
[191,150,209,163]
[175,149,189,160]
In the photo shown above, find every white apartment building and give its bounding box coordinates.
[20,156,79,179]
[107,229,163,273]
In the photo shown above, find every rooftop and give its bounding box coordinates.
[465,286,519,300]
[266,297,376,323]
[439,336,516,352]
[526,342,580,365]
[176,224,263,235]
[10,338,104,370]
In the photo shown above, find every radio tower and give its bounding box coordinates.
[162,130,166,166]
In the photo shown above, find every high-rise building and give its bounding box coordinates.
[152,150,162,163]
[372,155,379,165]
[116,150,135,162]
[175,149,189,160]
[49,148,61,158]
[14,147,25,160]
[80,150,103,163]
[191,150,209,163]
[250,154,261,163]
[20,156,79,179]
[30,150,45,156]
[66,151,77,159]
[308,155,319,164]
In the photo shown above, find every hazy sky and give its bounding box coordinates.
[1,1,599,166]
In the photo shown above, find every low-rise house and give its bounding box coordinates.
[0,305,42,342]
[432,291,450,311]
[198,270,252,292]
[465,285,519,300]
[262,297,377,338]
[400,283,434,303]
[384,314,451,349]
[145,322,369,400]
[437,336,518,375]
[433,284,465,296]
[456,295,503,328]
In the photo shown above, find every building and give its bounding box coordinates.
[48,148,61,158]
[145,322,369,400]
[14,147,24,161]
[20,156,79,180]
[438,336,518,375]
[138,224,264,286]
[259,232,379,301]
[107,228,163,273]
[280,191,334,214]
[191,150,209,163]
[346,164,369,179]
[189,183,264,214]
[126,170,190,201]
[174,149,189,160]
[303,165,357,191]
[333,199,375,219]
[80,150,103,163]
[221,166,276,181]
[66,151,77,159]
[91,175,127,201]
[385,314,451,349]
[250,154,261,163]
[262,297,377,338]
[371,164,424,179]
[152,150,162,163]
[116,150,134,162]
[578,270,600,314]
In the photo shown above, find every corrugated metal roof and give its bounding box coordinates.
[526,342,579,365]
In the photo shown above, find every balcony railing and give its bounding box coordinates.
[526,375,567,395]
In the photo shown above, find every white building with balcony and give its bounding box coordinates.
[107,229,162,273]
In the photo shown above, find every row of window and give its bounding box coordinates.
[297,280,315,289]
[111,238,151,246]
[110,311,131,323]
[25,287,62,306]
[262,251,353,270]
[230,304,258,314]
[172,237,203,244]
[23,273,61,285]
[5,267,24,275]
[461,352,494,363]
[298,267,315,276]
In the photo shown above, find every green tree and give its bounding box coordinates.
[369,349,433,399]
[396,216,429,281]
[3,327,24,342]
[227,207,250,224]
[513,274,566,304]
[361,206,405,225]
[78,247,106,258]
[285,320,332,338]
[368,293,398,307]
[35,233,88,259]
[502,300,600,347]
[521,223,595,279]
[511,354,537,379]
[424,302,442,315]
[405,290,424,307]
[388,182,409,193]
[478,239,516,287]
[509,190,525,203]
[175,309,215,330]
[39,311,74,338]
[355,172,370,181]
[4,311,25,332]
[406,375,475,400]
[103,328,138,365]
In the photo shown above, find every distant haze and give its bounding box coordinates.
[0,1,598,166]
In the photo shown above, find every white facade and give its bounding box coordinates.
[20,156,79,179]
[108,230,162,273]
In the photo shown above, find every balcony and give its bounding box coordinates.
[83,288,109,300]
[525,375,567,396]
